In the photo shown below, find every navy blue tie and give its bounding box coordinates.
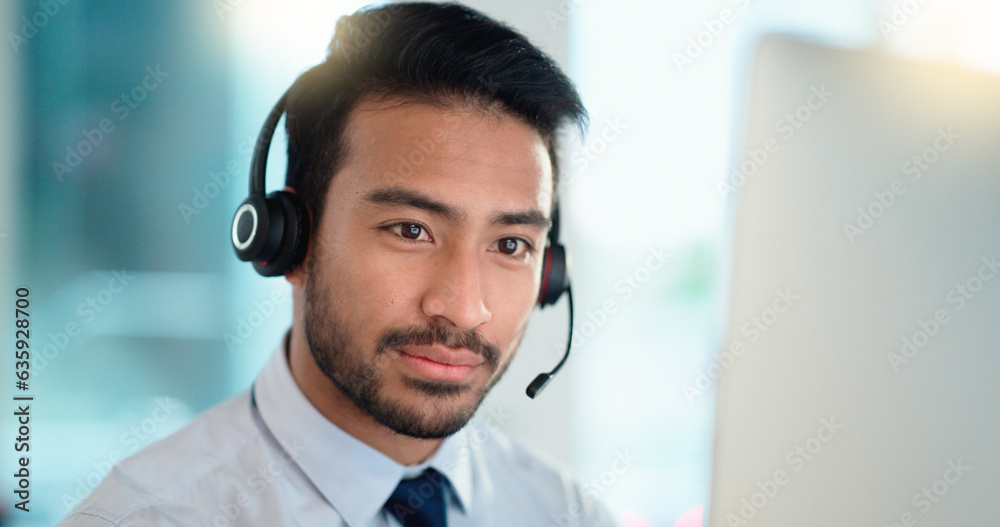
[384,469,448,527]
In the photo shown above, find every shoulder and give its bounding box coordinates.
[466,418,622,527]
[57,390,275,527]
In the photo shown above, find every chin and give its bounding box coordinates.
[371,377,491,439]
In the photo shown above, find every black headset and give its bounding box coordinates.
[231,89,574,398]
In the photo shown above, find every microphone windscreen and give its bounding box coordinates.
[525,373,552,399]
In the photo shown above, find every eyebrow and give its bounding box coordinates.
[488,210,551,230]
[363,186,551,230]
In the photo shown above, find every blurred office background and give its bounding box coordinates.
[1,0,998,525]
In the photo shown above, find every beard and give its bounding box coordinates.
[303,259,514,439]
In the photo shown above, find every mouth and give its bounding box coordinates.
[393,344,484,382]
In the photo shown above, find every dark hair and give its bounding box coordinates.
[284,1,588,224]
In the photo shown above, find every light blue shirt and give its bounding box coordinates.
[58,334,620,526]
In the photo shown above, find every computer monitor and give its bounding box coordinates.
[709,36,1000,526]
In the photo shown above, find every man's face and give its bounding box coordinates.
[301,98,553,439]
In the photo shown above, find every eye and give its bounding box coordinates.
[493,237,533,258]
[386,222,432,242]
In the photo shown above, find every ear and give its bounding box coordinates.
[285,255,308,287]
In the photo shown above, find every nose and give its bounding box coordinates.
[420,247,492,330]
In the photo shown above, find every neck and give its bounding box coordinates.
[286,321,443,466]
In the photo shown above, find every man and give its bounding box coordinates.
[59,2,619,526]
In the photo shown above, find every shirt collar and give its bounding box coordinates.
[253,332,474,527]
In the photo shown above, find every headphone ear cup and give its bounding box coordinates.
[251,191,311,277]
[232,194,269,262]
[538,243,568,308]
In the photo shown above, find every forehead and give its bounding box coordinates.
[331,97,554,215]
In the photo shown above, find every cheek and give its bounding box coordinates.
[486,266,541,333]
[503,272,540,310]
[307,241,387,337]
[320,241,421,325]
[516,255,545,305]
